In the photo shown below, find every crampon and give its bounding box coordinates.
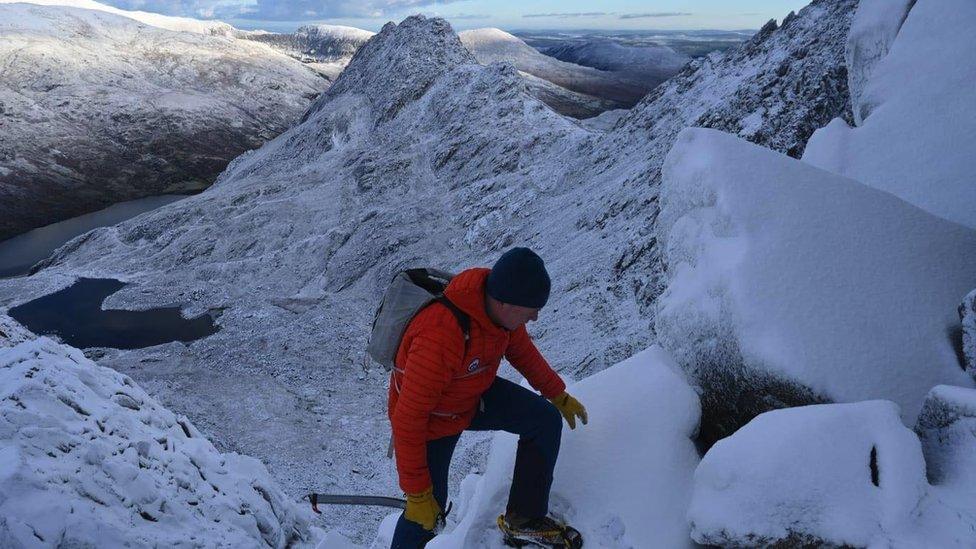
[496,514,583,548]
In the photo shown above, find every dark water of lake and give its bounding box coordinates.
[9,278,219,349]
[0,195,187,278]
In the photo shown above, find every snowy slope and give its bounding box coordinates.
[803,0,976,229]
[0,314,313,547]
[0,3,325,241]
[0,0,235,34]
[459,28,645,108]
[0,3,857,542]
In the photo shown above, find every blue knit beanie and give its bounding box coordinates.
[486,247,551,308]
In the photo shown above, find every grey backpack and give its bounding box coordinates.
[366,268,470,371]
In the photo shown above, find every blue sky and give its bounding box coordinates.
[102,0,812,32]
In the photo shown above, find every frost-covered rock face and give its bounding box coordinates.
[0,6,859,540]
[690,402,928,548]
[916,385,976,486]
[619,0,855,157]
[962,290,976,377]
[0,3,325,241]
[0,316,311,548]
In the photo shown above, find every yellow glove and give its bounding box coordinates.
[549,391,588,429]
[404,486,441,531]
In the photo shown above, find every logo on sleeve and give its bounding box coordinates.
[467,358,481,373]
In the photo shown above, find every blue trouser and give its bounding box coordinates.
[390,376,563,549]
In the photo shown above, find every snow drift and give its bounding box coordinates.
[0,315,312,547]
[655,128,976,444]
[803,0,976,229]
[423,346,700,548]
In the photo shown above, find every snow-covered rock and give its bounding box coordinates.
[655,128,976,445]
[689,401,927,547]
[0,5,858,540]
[916,385,976,486]
[0,316,312,547]
[803,0,976,229]
[0,2,325,240]
[962,289,976,377]
[844,0,915,125]
[428,346,701,548]
[459,28,645,108]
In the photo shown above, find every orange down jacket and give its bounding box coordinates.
[388,267,566,493]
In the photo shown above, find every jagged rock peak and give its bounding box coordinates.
[303,15,475,122]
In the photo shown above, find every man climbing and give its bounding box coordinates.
[389,247,587,548]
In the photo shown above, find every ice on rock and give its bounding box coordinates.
[689,401,927,547]
[803,0,976,229]
[0,316,312,548]
[655,128,976,445]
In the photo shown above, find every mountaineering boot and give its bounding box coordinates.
[496,514,583,548]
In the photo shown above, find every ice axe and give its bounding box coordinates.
[306,493,453,525]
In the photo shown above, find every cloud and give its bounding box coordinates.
[522,12,610,18]
[447,13,491,20]
[618,12,692,19]
[102,0,465,20]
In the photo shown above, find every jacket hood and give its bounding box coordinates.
[444,267,504,332]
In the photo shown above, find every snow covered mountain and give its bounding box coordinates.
[0,0,237,35]
[237,25,375,82]
[542,39,690,89]
[0,2,325,241]
[0,0,860,542]
[459,28,646,109]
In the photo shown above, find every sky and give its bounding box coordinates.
[100,0,813,32]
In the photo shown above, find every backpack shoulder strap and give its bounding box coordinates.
[434,295,470,346]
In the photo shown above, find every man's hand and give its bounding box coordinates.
[549,391,588,429]
[404,486,441,531]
